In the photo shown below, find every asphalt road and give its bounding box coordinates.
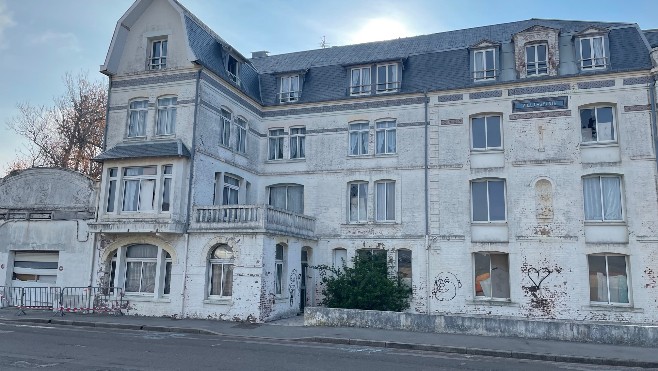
[0,322,644,371]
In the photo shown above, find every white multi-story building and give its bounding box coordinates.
[88,0,658,323]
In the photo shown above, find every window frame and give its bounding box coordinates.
[471,179,507,223]
[279,75,300,103]
[219,109,232,148]
[106,168,118,213]
[289,126,306,159]
[579,105,616,144]
[470,115,503,151]
[588,254,631,306]
[525,43,548,76]
[274,244,286,296]
[375,120,396,155]
[234,116,247,153]
[348,122,369,156]
[121,166,158,213]
[473,252,510,301]
[582,175,624,222]
[227,55,241,85]
[397,249,412,287]
[105,164,173,215]
[473,48,496,81]
[208,244,235,299]
[111,244,172,298]
[579,36,607,70]
[348,181,368,223]
[268,128,285,160]
[127,99,149,138]
[155,96,177,136]
[161,165,173,212]
[222,174,240,206]
[376,63,400,93]
[148,38,168,70]
[375,180,396,222]
[350,66,372,96]
[268,184,304,213]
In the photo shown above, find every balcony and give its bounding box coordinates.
[190,205,316,239]
[88,217,186,234]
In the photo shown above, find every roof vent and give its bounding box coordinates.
[252,51,269,58]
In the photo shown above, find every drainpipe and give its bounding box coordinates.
[102,78,112,151]
[180,68,202,318]
[649,76,658,173]
[423,91,431,314]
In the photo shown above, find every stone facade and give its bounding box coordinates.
[68,0,658,323]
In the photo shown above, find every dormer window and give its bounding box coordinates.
[350,67,371,95]
[149,38,167,70]
[474,49,495,81]
[376,63,400,93]
[526,44,548,76]
[227,55,240,84]
[579,36,606,70]
[280,75,300,103]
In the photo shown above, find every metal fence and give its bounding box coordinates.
[0,286,128,316]
[58,287,127,316]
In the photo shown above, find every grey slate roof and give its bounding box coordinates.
[644,30,658,48]
[93,141,191,161]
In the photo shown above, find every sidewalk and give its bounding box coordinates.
[0,309,656,368]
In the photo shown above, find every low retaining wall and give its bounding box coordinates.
[304,307,658,347]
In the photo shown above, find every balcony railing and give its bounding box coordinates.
[191,204,316,239]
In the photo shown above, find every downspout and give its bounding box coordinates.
[423,91,431,314]
[102,78,112,151]
[180,68,202,318]
[649,76,658,173]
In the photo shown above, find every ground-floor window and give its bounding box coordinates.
[397,249,412,287]
[110,244,171,297]
[208,244,234,298]
[12,251,59,285]
[474,252,510,300]
[588,254,629,304]
[275,244,286,295]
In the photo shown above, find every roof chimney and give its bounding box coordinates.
[251,51,269,59]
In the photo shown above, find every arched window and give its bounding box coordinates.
[208,244,234,298]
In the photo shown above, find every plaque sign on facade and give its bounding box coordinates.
[512,96,568,112]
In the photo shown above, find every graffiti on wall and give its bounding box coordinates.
[431,272,462,301]
[521,262,563,317]
[288,269,301,306]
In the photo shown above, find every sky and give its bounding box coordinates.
[0,0,657,172]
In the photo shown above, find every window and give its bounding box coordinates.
[269,184,304,213]
[161,165,172,212]
[471,115,502,151]
[375,181,395,221]
[234,117,247,153]
[223,174,240,205]
[332,248,347,270]
[397,249,412,287]
[349,182,368,222]
[580,106,615,143]
[112,165,172,213]
[357,249,387,260]
[209,244,234,298]
[376,63,399,93]
[268,129,285,160]
[280,75,300,103]
[106,168,118,212]
[474,252,510,299]
[290,127,306,159]
[110,244,172,297]
[220,109,231,147]
[526,44,547,76]
[588,254,629,304]
[474,49,496,81]
[583,175,622,221]
[471,179,506,222]
[275,244,286,295]
[128,100,148,138]
[149,38,167,70]
[156,97,176,135]
[580,36,606,69]
[375,121,396,154]
[227,55,240,84]
[350,67,371,95]
[349,122,369,156]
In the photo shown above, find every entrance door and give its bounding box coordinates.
[300,248,308,313]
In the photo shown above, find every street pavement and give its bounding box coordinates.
[0,309,656,369]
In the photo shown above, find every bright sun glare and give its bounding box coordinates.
[348,18,415,44]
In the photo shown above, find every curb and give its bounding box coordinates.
[2,318,657,369]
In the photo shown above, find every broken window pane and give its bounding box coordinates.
[474,253,509,299]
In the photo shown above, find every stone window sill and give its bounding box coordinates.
[467,299,516,307]
[204,299,232,306]
[124,295,171,303]
[584,304,641,313]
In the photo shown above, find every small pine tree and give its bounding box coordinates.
[314,252,411,312]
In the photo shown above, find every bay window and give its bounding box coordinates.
[105,164,173,214]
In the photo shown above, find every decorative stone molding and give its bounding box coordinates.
[624,105,651,112]
[512,26,560,79]
[508,83,569,96]
[509,110,571,120]
[577,80,615,89]
[440,118,463,126]
[436,94,463,102]
[469,90,502,100]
